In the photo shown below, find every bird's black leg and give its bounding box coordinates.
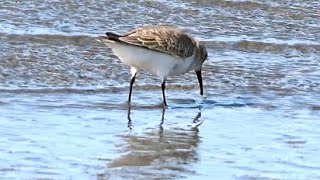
[195,70,203,96]
[128,75,136,102]
[161,78,168,107]
[128,67,137,103]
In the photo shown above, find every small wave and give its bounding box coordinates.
[0,32,97,46]
[0,87,126,94]
[0,84,202,94]
[203,38,320,54]
[1,32,319,54]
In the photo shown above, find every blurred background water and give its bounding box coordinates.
[0,0,320,179]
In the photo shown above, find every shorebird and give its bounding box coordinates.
[98,26,208,107]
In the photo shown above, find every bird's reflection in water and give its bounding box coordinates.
[101,106,202,179]
[127,105,134,130]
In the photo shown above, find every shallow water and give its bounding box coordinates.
[0,0,320,179]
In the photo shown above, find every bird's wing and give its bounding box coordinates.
[117,26,196,58]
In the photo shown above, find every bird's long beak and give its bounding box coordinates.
[195,70,203,96]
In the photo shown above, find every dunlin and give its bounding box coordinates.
[98,26,208,107]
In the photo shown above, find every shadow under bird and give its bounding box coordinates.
[98,26,208,107]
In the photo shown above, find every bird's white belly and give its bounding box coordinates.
[107,42,195,78]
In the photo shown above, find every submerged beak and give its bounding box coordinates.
[195,70,203,96]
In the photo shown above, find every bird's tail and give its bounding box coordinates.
[96,32,123,44]
[105,32,122,41]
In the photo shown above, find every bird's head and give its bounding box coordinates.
[199,42,208,63]
[195,41,208,70]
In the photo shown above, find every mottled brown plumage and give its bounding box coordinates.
[112,26,196,58]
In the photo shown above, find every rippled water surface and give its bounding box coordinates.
[1,0,320,179]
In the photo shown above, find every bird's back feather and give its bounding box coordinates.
[105,26,196,58]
